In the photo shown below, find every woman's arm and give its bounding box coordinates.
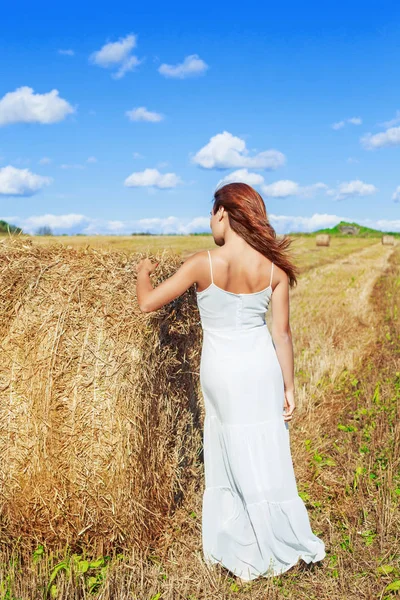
[136,252,201,313]
[270,271,296,421]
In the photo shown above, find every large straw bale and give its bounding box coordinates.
[316,234,330,247]
[381,235,395,245]
[0,238,203,554]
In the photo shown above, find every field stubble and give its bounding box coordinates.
[0,237,399,599]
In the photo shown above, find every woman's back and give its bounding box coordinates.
[196,250,274,332]
[196,248,275,295]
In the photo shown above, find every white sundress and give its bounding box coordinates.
[196,250,326,581]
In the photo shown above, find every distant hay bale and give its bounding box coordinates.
[0,238,203,554]
[316,234,330,247]
[382,235,395,245]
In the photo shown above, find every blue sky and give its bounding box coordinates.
[1,0,400,234]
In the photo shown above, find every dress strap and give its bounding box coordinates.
[269,262,274,287]
[207,250,214,284]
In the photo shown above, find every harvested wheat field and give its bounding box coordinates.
[0,236,399,600]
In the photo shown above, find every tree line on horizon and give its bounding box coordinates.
[0,219,399,238]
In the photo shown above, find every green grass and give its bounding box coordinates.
[0,220,22,235]
[293,220,400,238]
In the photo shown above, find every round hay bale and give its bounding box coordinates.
[0,239,203,554]
[316,234,330,246]
[382,235,395,245]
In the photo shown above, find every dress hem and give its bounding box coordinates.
[204,548,326,581]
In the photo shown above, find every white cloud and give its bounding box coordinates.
[0,86,75,126]
[124,168,182,189]
[89,34,141,79]
[133,152,144,159]
[332,121,345,130]
[380,110,400,128]
[328,179,378,201]
[58,49,74,56]
[217,169,265,187]
[24,214,87,231]
[347,157,359,164]
[392,186,400,202]
[39,157,52,165]
[90,33,136,66]
[260,180,328,198]
[0,165,52,196]
[7,212,400,236]
[332,116,362,130]
[192,131,285,170]
[269,213,342,233]
[158,54,208,78]
[87,156,97,163]
[114,55,141,79]
[348,117,362,125]
[216,170,328,198]
[261,180,300,197]
[126,106,164,122]
[361,126,400,149]
[360,218,400,232]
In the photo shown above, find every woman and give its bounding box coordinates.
[136,182,326,581]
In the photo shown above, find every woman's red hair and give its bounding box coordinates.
[213,182,298,287]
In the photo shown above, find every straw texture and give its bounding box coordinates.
[0,238,203,553]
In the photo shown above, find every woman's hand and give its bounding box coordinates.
[283,389,295,422]
[135,252,199,313]
[136,258,159,276]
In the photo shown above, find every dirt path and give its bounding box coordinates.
[280,242,395,413]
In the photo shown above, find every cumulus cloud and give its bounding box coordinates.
[361,126,400,149]
[114,56,141,79]
[89,34,141,79]
[39,157,52,165]
[261,180,300,198]
[327,179,378,201]
[90,34,136,66]
[124,168,182,189]
[126,106,163,122]
[0,165,52,196]
[0,86,75,126]
[23,214,88,231]
[216,170,328,198]
[158,54,208,78]
[261,180,328,198]
[217,169,265,187]
[392,186,400,202]
[331,116,362,130]
[192,131,285,170]
[269,213,342,233]
[58,49,74,56]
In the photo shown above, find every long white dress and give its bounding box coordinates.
[196,250,325,581]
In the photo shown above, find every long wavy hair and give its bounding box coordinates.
[212,182,299,288]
